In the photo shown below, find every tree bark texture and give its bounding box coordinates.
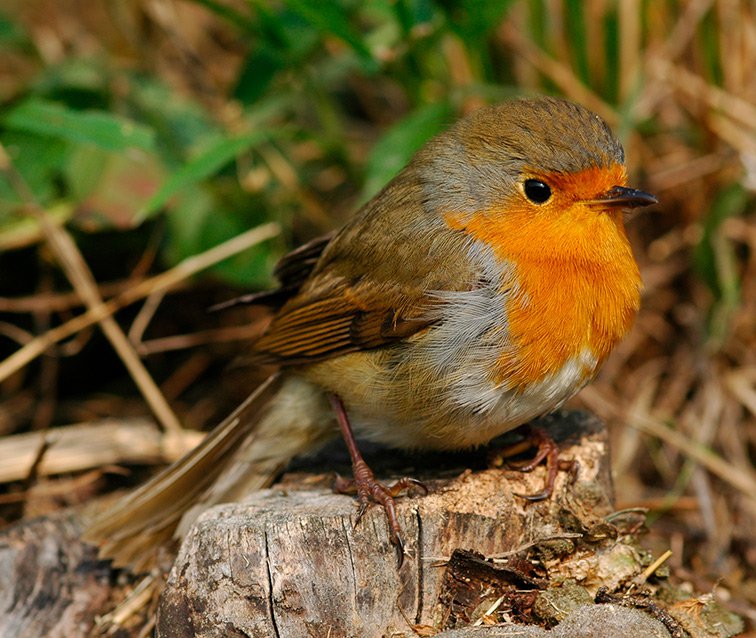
[157,411,624,637]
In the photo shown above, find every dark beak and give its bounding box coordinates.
[588,185,658,209]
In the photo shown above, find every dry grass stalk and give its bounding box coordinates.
[0,419,204,484]
[0,221,281,384]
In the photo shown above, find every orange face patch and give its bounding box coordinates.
[543,164,628,204]
[445,163,641,390]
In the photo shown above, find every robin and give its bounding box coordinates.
[84,96,657,570]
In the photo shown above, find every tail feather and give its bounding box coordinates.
[84,373,335,571]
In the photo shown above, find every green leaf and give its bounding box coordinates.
[693,184,747,296]
[190,0,258,32]
[285,0,378,71]
[124,74,219,166]
[0,131,69,205]
[362,101,454,200]
[0,202,74,251]
[693,184,747,344]
[564,0,590,84]
[210,231,275,288]
[234,45,285,105]
[436,0,515,41]
[0,9,31,47]
[29,58,109,105]
[392,0,436,35]
[601,9,620,103]
[163,185,274,287]
[255,3,319,58]
[65,148,164,229]
[162,185,215,265]
[140,130,269,219]
[3,98,155,152]
[64,146,111,201]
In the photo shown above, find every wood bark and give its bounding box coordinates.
[0,511,113,638]
[156,410,619,637]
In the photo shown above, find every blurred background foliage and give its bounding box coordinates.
[0,0,754,627]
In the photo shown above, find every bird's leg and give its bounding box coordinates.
[489,424,573,501]
[328,394,426,563]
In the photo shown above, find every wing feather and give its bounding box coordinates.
[251,282,436,365]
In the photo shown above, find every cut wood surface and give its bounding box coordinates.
[157,411,623,637]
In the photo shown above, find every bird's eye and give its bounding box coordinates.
[523,179,552,204]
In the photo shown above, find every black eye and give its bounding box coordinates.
[523,179,552,204]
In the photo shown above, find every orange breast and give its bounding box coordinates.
[445,169,641,391]
[497,239,639,389]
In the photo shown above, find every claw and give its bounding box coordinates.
[514,487,552,502]
[394,533,405,569]
[388,477,429,497]
[491,424,567,500]
[354,499,370,526]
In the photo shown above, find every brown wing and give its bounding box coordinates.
[273,231,336,290]
[250,282,435,366]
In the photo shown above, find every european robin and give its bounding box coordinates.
[85,96,657,570]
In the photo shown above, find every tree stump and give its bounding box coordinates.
[157,410,633,637]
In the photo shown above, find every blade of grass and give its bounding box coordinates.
[498,21,616,125]
[140,129,271,219]
[284,0,378,71]
[3,98,155,153]
[581,387,756,505]
[0,420,204,483]
[618,0,641,103]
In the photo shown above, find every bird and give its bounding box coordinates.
[84,96,657,571]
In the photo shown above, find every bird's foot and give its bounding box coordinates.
[489,424,574,501]
[334,467,426,561]
[329,394,427,567]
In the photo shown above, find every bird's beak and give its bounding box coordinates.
[587,185,658,209]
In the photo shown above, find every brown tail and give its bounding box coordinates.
[83,373,335,571]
